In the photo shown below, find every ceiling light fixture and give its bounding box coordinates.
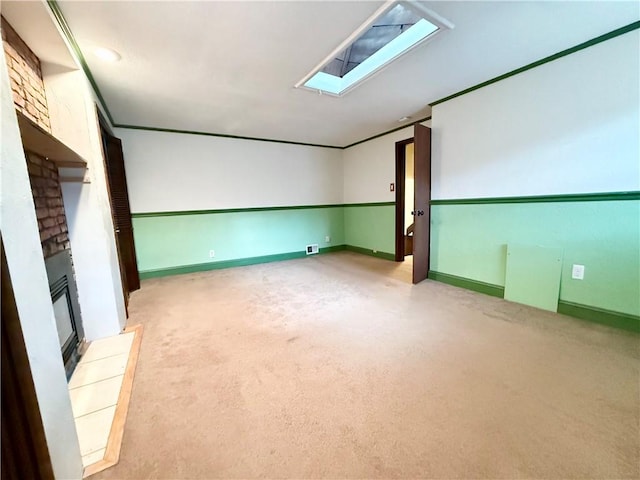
[93,47,121,62]
[398,116,412,122]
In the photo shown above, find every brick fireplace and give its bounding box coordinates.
[3,15,83,374]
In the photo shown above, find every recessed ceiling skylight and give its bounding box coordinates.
[296,1,453,97]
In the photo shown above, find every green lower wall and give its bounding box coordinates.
[344,204,395,256]
[131,198,639,331]
[430,200,640,317]
[133,203,397,274]
[133,207,345,273]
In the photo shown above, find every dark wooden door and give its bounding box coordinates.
[101,127,140,305]
[2,241,55,480]
[412,124,432,284]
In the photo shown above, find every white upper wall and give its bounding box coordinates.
[343,126,412,204]
[343,123,431,204]
[431,30,640,199]
[116,129,344,212]
[120,31,639,210]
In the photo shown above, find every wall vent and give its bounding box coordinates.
[306,244,319,255]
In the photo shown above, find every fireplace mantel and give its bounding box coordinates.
[16,110,87,168]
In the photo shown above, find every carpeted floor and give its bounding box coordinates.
[94,251,639,479]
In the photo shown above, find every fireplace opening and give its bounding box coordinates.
[45,250,84,378]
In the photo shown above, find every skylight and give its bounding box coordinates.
[296,1,452,96]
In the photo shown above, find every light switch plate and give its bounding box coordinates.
[390,183,395,192]
[572,264,585,280]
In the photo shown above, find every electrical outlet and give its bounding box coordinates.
[325,235,331,242]
[572,264,584,280]
[209,250,215,258]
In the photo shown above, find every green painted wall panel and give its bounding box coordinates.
[133,207,345,272]
[430,200,640,316]
[132,198,638,324]
[344,205,395,255]
[504,244,563,312]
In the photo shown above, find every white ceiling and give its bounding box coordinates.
[4,1,640,147]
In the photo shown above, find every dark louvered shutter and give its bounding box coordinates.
[104,134,140,296]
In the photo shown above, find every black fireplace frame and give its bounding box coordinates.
[44,249,83,378]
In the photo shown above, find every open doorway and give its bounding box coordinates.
[394,124,432,284]
[395,139,415,261]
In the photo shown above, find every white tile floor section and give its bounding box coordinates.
[69,332,135,468]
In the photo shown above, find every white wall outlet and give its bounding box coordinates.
[325,235,330,242]
[209,250,215,258]
[572,264,585,280]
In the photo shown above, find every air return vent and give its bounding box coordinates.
[306,244,319,255]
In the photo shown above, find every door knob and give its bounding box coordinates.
[416,210,425,216]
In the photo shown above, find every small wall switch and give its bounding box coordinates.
[325,235,330,242]
[209,250,215,258]
[572,264,585,280]
[390,183,395,192]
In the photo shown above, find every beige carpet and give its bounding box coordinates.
[94,251,639,479]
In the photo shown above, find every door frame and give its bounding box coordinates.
[395,137,414,261]
[97,109,130,312]
[96,108,140,315]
